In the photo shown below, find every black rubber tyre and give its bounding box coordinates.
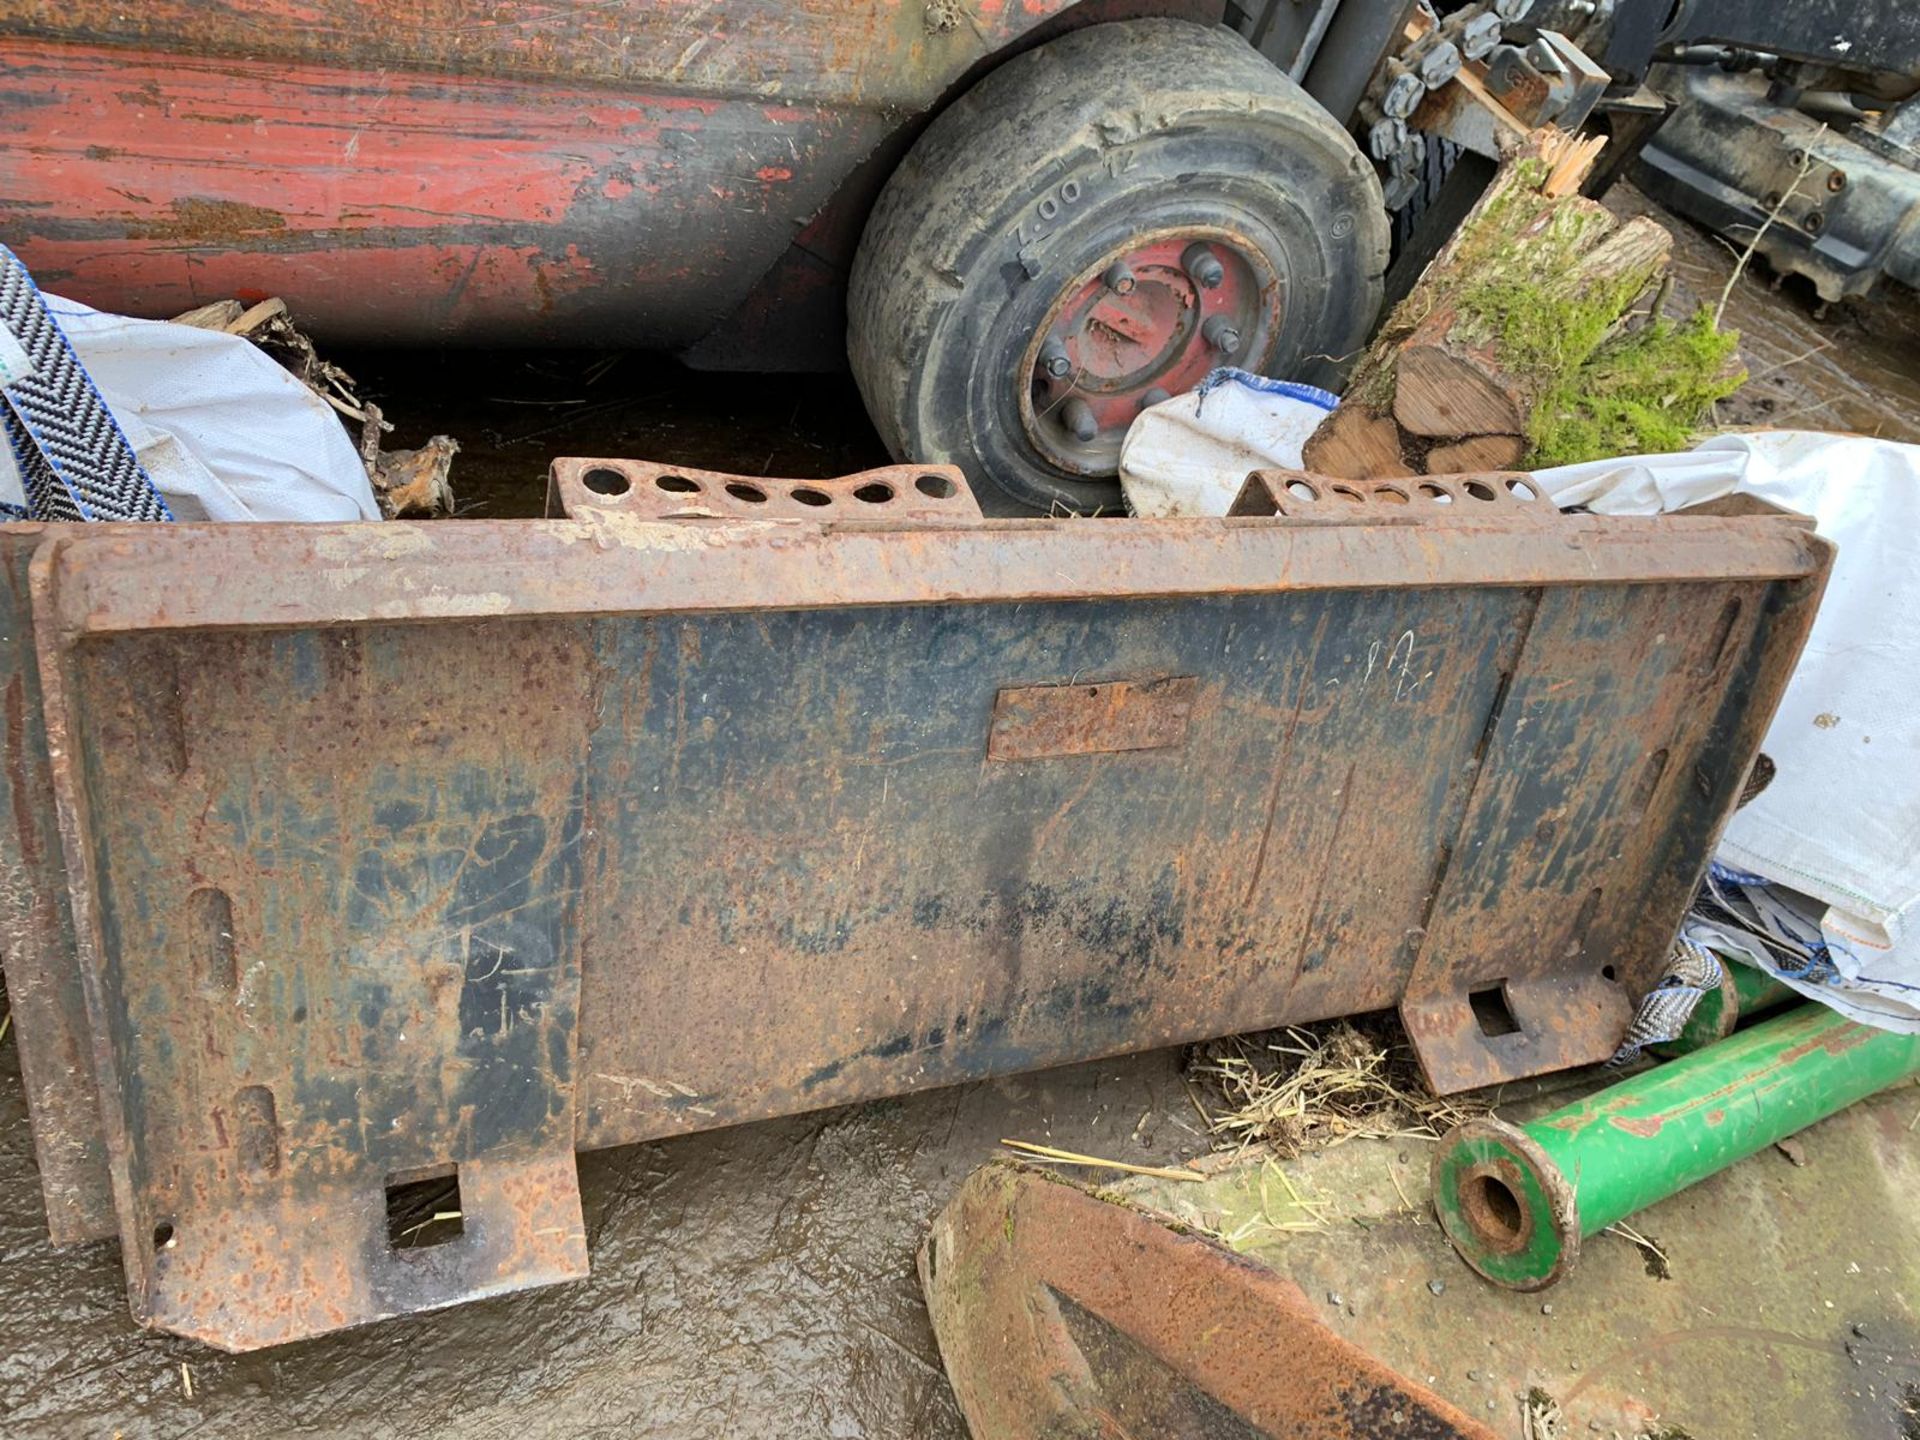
[847,18,1390,515]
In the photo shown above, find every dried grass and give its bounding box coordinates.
[1188,1017,1486,1158]
[1522,1387,1563,1439]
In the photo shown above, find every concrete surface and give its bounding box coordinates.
[1123,1072,1920,1439]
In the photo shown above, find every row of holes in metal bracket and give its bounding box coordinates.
[1283,474,1541,506]
[580,467,961,507]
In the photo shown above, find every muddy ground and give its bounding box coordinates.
[3,185,1920,1439]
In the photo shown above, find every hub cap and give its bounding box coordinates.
[1020,229,1283,476]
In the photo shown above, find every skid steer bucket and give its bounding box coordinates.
[0,463,1828,1347]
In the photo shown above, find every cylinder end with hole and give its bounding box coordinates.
[1430,1116,1580,1291]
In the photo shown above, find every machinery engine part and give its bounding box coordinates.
[1636,63,1920,302]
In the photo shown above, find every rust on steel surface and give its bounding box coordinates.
[0,3,1210,345]
[548,458,979,523]
[0,1,1081,103]
[1234,467,1559,520]
[921,1161,1498,1439]
[0,527,115,1242]
[0,469,1829,1347]
[29,556,593,1349]
[35,509,1822,635]
[989,676,1199,760]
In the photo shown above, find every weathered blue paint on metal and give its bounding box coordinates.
[0,464,1829,1348]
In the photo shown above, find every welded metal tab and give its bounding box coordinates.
[922,1161,1498,1439]
[989,676,1198,760]
[2,468,1830,1347]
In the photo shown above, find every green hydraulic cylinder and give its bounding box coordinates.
[1432,1003,1920,1290]
[1651,956,1798,1057]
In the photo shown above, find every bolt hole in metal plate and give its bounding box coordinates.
[1229,469,1559,526]
[547,460,981,522]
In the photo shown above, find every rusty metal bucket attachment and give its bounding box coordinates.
[0,460,1830,1349]
[922,1161,1499,1439]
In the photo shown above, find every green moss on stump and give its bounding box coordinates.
[1531,308,1745,468]
[1361,154,1745,468]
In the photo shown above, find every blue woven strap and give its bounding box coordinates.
[0,245,169,523]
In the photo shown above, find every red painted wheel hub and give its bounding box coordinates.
[1021,229,1281,475]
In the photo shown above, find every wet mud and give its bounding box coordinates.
[0,991,1198,1438]
[4,183,1920,1439]
[1606,185,1920,442]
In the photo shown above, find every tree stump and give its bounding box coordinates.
[1305,129,1739,478]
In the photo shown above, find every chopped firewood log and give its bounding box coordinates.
[1425,434,1527,474]
[170,299,247,330]
[1303,405,1416,480]
[1305,128,1744,478]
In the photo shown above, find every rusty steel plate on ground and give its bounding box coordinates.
[0,465,1829,1348]
[921,1161,1499,1439]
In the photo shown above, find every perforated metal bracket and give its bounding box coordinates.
[1232,467,1557,521]
[547,458,979,522]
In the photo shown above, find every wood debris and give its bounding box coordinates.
[170,296,457,518]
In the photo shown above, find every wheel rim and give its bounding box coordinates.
[1017,226,1286,477]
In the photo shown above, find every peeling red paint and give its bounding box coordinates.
[0,41,880,342]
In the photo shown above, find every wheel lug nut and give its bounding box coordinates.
[1040,338,1072,380]
[1202,315,1241,353]
[1182,243,1224,290]
[1141,387,1171,411]
[1103,262,1137,295]
[1061,397,1099,443]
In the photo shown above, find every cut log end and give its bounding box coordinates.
[1393,346,1524,439]
[1301,405,1414,480]
[1424,434,1528,475]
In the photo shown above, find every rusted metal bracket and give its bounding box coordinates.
[922,1161,1499,1439]
[1,461,1829,1348]
[1406,14,1609,164]
[547,458,980,522]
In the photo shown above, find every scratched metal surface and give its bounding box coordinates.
[1401,573,1827,1093]
[12,505,1827,1346]
[0,528,115,1243]
[0,2,1213,347]
[0,39,885,346]
[0,1,1079,101]
[571,586,1522,1149]
[41,618,598,1348]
